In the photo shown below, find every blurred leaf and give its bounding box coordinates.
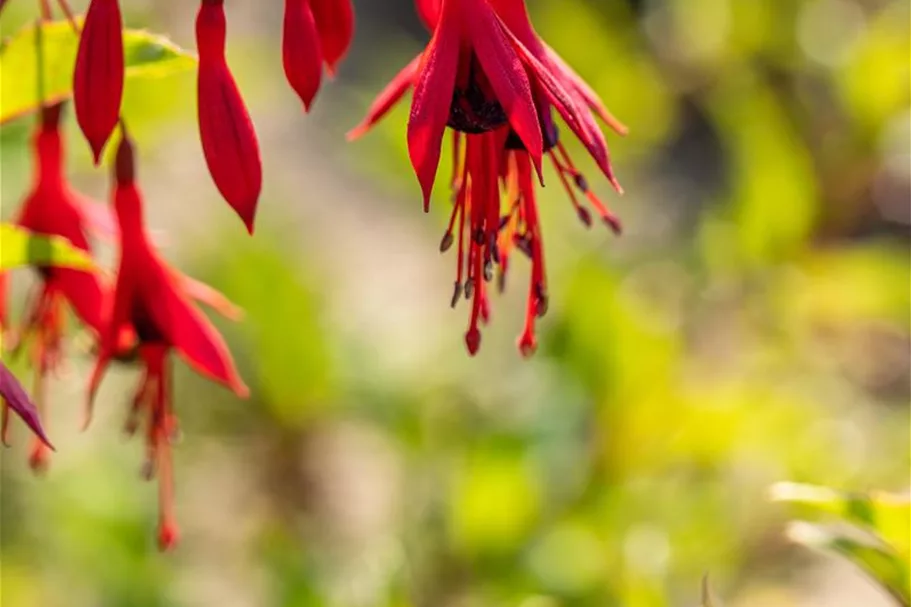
[449,446,541,557]
[702,574,720,607]
[0,223,93,271]
[0,19,196,125]
[206,238,335,426]
[786,522,910,607]
[771,482,911,561]
[706,72,817,267]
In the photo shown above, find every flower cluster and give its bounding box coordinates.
[0,0,623,549]
[351,0,625,355]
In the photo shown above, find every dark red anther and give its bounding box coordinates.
[73,0,124,164]
[450,281,462,308]
[440,231,454,253]
[196,0,263,234]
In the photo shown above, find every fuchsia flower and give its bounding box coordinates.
[88,128,248,551]
[351,0,626,356]
[73,0,124,163]
[196,0,263,234]
[282,0,354,110]
[3,103,110,469]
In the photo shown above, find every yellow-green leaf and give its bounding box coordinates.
[0,223,93,271]
[0,19,196,125]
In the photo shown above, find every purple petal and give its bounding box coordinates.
[0,362,53,449]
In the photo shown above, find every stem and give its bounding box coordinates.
[35,17,45,107]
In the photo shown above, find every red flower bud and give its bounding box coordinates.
[73,0,124,164]
[196,0,262,234]
[282,0,323,111]
[282,0,354,111]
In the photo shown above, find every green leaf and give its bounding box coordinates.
[0,223,93,271]
[771,482,911,561]
[0,19,196,125]
[787,522,910,607]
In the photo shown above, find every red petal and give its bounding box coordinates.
[504,26,621,191]
[179,274,244,322]
[197,1,263,234]
[465,0,543,175]
[0,362,53,448]
[72,191,118,241]
[543,43,628,136]
[309,0,354,74]
[416,0,441,30]
[347,54,421,140]
[283,0,324,111]
[407,6,460,211]
[197,62,263,233]
[53,269,109,336]
[73,0,124,164]
[141,260,248,397]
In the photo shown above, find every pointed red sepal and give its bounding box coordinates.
[347,54,421,141]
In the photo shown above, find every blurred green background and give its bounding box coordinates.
[1,0,909,605]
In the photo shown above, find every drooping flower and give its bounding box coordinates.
[3,103,110,469]
[73,0,124,163]
[350,0,625,355]
[282,0,354,110]
[196,0,262,234]
[1,362,53,450]
[88,128,249,550]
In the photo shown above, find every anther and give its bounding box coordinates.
[577,207,593,228]
[483,260,494,282]
[440,231,454,253]
[450,282,463,308]
[464,279,474,300]
[573,173,589,193]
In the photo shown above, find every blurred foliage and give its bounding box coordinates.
[1,0,909,607]
[773,482,910,605]
[0,222,93,271]
[0,18,195,125]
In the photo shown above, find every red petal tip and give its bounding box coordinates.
[158,522,180,551]
[518,333,538,358]
[346,125,368,141]
[465,329,481,356]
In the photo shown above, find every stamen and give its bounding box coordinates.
[450,281,463,309]
[548,152,592,229]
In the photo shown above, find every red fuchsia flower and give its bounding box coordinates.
[73,0,124,163]
[1,362,53,451]
[88,129,249,551]
[3,103,110,469]
[196,0,262,234]
[282,0,354,110]
[350,0,626,356]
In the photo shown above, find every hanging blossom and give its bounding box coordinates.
[282,0,354,110]
[350,0,626,356]
[2,103,111,470]
[88,128,248,550]
[73,0,125,163]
